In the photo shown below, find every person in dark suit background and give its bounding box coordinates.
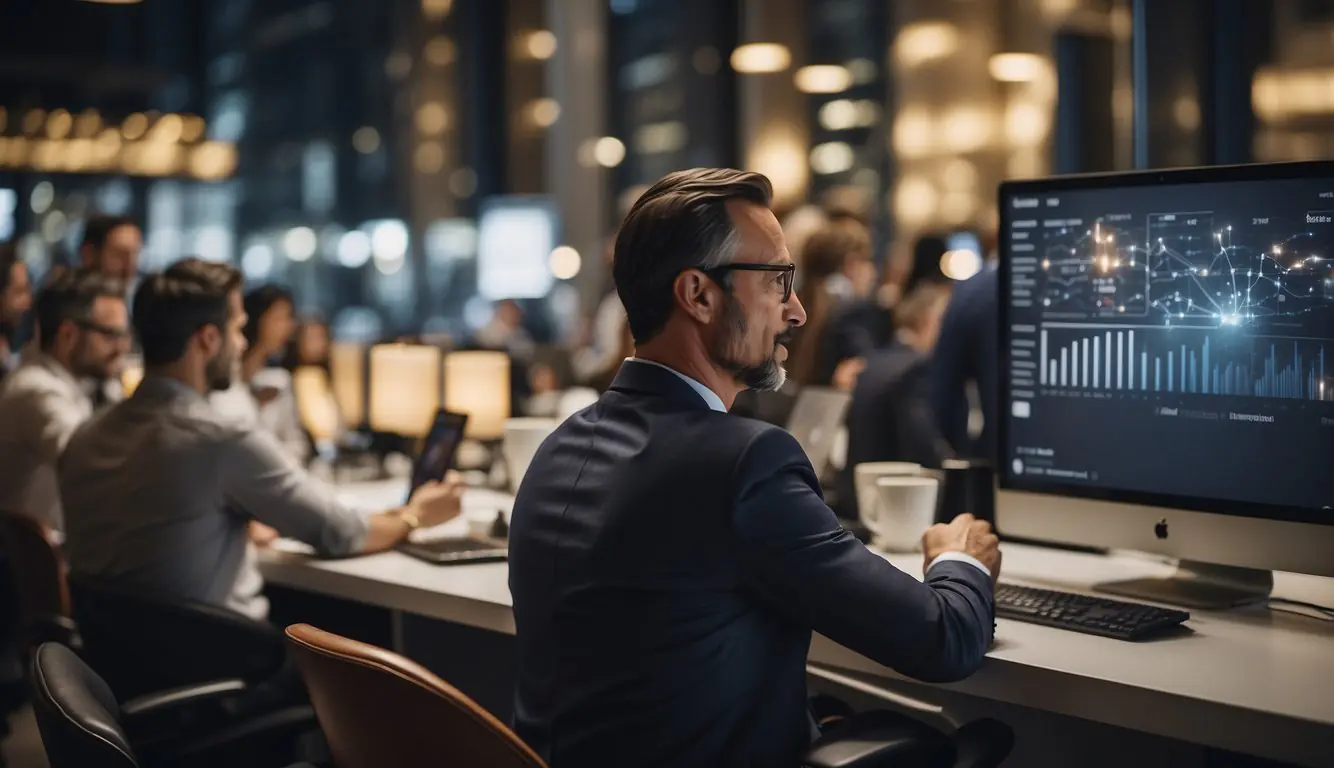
[837,282,956,521]
[508,168,1002,768]
[930,263,999,461]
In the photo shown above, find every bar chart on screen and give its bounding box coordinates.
[1036,323,1332,402]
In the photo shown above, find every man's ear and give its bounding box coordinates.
[673,269,719,325]
[195,323,222,357]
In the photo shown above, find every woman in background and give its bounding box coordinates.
[785,219,876,387]
[241,285,307,463]
[286,317,331,372]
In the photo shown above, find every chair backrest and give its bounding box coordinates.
[0,512,71,646]
[285,623,547,768]
[69,576,284,701]
[30,642,137,768]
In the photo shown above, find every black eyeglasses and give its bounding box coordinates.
[699,263,796,303]
[75,318,131,341]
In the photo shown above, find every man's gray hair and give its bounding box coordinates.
[612,168,773,344]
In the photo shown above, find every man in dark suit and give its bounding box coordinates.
[838,282,956,521]
[930,263,999,461]
[509,168,1000,768]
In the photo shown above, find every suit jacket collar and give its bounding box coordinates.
[609,359,719,413]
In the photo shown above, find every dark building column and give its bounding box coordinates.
[1130,0,1208,169]
[545,0,607,309]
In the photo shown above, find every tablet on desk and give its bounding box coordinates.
[406,409,469,503]
[398,408,509,565]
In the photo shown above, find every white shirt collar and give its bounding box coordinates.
[626,358,727,413]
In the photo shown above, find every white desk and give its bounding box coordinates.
[259,480,1334,766]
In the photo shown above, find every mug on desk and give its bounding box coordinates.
[933,459,996,527]
[854,462,924,535]
[872,476,940,552]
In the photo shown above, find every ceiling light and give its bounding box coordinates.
[988,52,1046,83]
[794,65,852,94]
[731,43,791,74]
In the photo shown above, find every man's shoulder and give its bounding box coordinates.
[72,395,244,448]
[0,361,64,397]
[551,398,802,472]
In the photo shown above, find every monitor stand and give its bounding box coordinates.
[1095,560,1274,610]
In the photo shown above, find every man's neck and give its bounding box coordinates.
[634,337,743,410]
[144,364,209,397]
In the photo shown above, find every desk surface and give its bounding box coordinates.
[260,480,1334,765]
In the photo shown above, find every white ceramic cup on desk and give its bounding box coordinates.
[871,476,940,552]
[502,418,558,492]
[854,462,923,533]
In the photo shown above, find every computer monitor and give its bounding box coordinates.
[476,196,560,301]
[997,161,1334,609]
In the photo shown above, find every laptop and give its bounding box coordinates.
[396,409,510,565]
[784,387,852,474]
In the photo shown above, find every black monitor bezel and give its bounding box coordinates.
[997,160,1334,528]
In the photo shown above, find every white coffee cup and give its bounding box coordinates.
[502,418,558,492]
[872,476,940,552]
[854,462,923,532]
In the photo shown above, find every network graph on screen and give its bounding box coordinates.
[1003,170,1334,512]
[1012,198,1333,404]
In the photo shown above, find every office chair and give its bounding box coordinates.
[68,575,287,702]
[286,623,1006,768]
[285,622,548,768]
[0,513,77,650]
[30,642,318,768]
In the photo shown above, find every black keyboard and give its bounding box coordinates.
[995,584,1190,640]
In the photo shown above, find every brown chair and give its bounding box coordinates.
[0,512,75,650]
[285,623,547,768]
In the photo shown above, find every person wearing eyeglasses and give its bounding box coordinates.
[0,268,130,532]
[508,168,1002,768]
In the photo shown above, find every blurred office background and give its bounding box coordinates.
[0,0,1329,346]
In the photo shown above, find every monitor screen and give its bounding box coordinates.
[999,163,1334,524]
[408,410,469,502]
[476,197,559,301]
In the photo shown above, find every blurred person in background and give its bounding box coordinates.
[209,285,306,544]
[79,214,143,285]
[242,286,307,462]
[59,257,461,623]
[572,186,648,389]
[286,317,331,371]
[473,299,536,365]
[0,242,32,378]
[0,268,128,532]
[780,204,828,291]
[930,258,999,462]
[785,219,877,387]
[210,284,307,462]
[472,299,538,415]
[837,282,956,522]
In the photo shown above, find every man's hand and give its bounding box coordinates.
[406,470,465,528]
[922,513,1001,581]
[249,521,280,547]
[831,357,866,392]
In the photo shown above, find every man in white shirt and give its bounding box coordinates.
[0,269,130,531]
[0,242,32,379]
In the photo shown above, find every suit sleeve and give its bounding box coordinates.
[730,427,994,683]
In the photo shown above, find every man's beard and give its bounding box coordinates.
[70,346,117,381]
[206,349,237,392]
[711,297,790,392]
